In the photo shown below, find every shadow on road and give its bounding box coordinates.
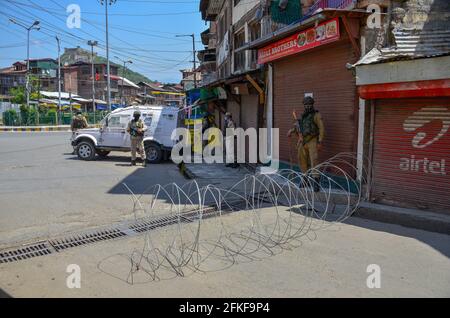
[0,288,12,298]
[344,216,450,259]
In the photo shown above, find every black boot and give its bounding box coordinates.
[142,160,147,167]
[131,160,136,166]
[298,176,309,188]
[313,177,321,193]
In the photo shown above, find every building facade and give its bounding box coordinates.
[63,61,119,103]
[354,0,450,213]
[0,62,26,95]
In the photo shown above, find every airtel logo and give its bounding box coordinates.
[403,106,450,149]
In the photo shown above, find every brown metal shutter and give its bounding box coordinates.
[240,95,259,130]
[273,40,357,169]
[372,98,450,214]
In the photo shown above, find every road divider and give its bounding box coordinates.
[0,126,70,132]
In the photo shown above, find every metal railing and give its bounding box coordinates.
[306,0,356,16]
[262,0,357,36]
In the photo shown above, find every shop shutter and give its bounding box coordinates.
[273,40,357,171]
[372,98,450,213]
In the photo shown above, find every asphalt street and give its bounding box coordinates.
[0,132,449,297]
[0,132,187,248]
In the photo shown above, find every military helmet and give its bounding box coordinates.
[303,96,315,106]
[225,112,232,117]
[133,110,141,117]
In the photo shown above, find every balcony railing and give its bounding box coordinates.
[201,72,218,86]
[262,0,356,36]
[306,0,356,16]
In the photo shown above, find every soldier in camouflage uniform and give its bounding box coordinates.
[127,110,148,167]
[71,111,88,154]
[288,96,325,192]
[71,111,88,132]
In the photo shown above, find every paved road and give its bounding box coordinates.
[0,132,187,248]
[1,208,449,297]
[0,132,449,297]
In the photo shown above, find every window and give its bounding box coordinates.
[217,7,229,44]
[81,67,90,75]
[248,21,261,69]
[108,115,129,128]
[234,29,246,73]
[144,115,153,127]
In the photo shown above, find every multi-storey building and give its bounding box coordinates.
[0,61,26,95]
[198,0,450,215]
[0,58,59,95]
[63,61,119,103]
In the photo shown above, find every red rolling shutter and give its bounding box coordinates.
[372,98,450,213]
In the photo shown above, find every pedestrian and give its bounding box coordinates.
[71,111,88,154]
[127,110,148,167]
[224,112,238,168]
[287,96,325,192]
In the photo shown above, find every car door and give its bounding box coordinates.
[99,113,130,148]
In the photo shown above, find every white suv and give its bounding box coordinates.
[71,105,179,163]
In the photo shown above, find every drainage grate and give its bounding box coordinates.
[49,228,127,251]
[0,242,53,264]
[1,201,247,264]
[129,215,189,233]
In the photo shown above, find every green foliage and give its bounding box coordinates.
[2,109,19,126]
[9,87,26,105]
[19,105,38,125]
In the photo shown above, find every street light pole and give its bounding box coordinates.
[176,33,198,88]
[100,0,116,112]
[88,40,98,121]
[192,34,197,89]
[56,36,62,124]
[9,18,40,108]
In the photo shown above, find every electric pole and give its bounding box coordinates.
[114,56,132,106]
[56,36,62,124]
[100,0,116,112]
[176,33,198,88]
[9,18,40,108]
[88,40,98,121]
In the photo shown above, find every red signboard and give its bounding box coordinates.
[257,18,340,64]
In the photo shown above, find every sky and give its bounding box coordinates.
[0,0,207,83]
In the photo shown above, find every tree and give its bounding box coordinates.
[9,87,26,105]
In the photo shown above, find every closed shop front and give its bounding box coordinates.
[240,94,259,130]
[372,98,450,213]
[273,39,357,167]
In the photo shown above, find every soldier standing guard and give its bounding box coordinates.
[127,110,148,167]
[288,96,325,192]
[71,111,88,154]
[71,111,88,132]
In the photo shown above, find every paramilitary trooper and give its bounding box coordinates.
[288,96,325,192]
[71,111,88,132]
[127,110,148,167]
[71,111,88,154]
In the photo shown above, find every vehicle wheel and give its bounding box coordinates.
[96,150,110,158]
[145,143,162,164]
[77,141,96,161]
